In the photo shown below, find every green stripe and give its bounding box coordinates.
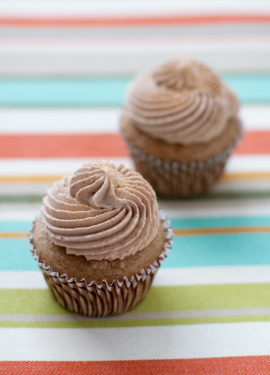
[0,195,43,203]
[1,315,270,328]
[0,74,269,106]
[1,190,270,203]
[1,284,270,315]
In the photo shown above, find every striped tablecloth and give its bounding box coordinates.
[1,1,270,373]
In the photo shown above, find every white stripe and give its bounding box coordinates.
[0,158,132,176]
[0,204,40,220]
[155,266,270,286]
[1,199,270,220]
[226,156,270,173]
[0,106,269,133]
[1,199,270,219]
[0,178,269,196]
[212,179,270,193]
[1,323,270,360]
[3,266,270,289]
[2,307,270,322]
[0,184,51,194]
[241,106,270,130]
[0,40,269,74]
[0,108,120,134]
[0,271,46,288]
[1,1,270,17]
[0,156,270,177]
[160,198,270,217]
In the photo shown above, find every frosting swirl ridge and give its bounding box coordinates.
[124,58,239,145]
[42,161,159,261]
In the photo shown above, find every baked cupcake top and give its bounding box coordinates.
[41,161,159,261]
[124,58,239,145]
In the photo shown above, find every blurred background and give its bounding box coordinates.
[0,0,269,216]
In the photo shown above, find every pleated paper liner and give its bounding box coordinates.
[123,127,242,198]
[29,211,173,317]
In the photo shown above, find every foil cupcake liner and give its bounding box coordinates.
[123,126,242,197]
[29,210,173,317]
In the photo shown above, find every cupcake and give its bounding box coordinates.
[120,58,242,197]
[29,161,172,317]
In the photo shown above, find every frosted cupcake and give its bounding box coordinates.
[121,58,242,197]
[29,161,172,317]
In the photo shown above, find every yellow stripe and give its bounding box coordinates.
[0,172,270,184]
[173,227,270,236]
[0,176,62,183]
[2,228,270,239]
[222,172,270,181]
[0,233,28,239]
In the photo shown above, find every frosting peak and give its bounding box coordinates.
[124,58,239,145]
[42,161,159,261]
[153,58,218,92]
[69,162,125,209]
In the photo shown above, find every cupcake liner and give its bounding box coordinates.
[123,126,242,197]
[29,210,173,317]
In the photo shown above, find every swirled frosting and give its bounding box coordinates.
[124,58,239,145]
[41,161,160,261]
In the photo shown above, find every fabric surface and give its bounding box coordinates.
[1,1,270,374]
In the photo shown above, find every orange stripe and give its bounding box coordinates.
[2,227,270,238]
[0,15,270,27]
[0,131,269,158]
[173,227,270,236]
[0,134,128,158]
[1,357,270,374]
[1,172,270,184]
[0,233,28,239]
[235,131,270,155]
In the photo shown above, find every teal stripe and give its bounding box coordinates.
[166,233,270,268]
[0,240,38,271]
[0,77,127,107]
[1,216,270,232]
[170,216,270,229]
[0,221,32,232]
[1,233,270,270]
[1,217,269,271]
[0,74,269,106]
[223,74,270,103]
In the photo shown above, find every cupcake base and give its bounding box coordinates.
[122,127,242,198]
[29,212,172,317]
[128,141,231,197]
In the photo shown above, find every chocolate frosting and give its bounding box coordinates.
[124,58,239,145]
[42,161,160,261]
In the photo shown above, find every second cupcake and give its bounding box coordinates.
[121,58,242,197]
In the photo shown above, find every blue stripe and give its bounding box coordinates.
[164,233,270,268]
[0,240,38,271]
[1,233,270,270]
[170,216,270,229]
[0,74,268,106]
[1,217,270,270]
[223,74,270,104]
[0,221,32,232]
